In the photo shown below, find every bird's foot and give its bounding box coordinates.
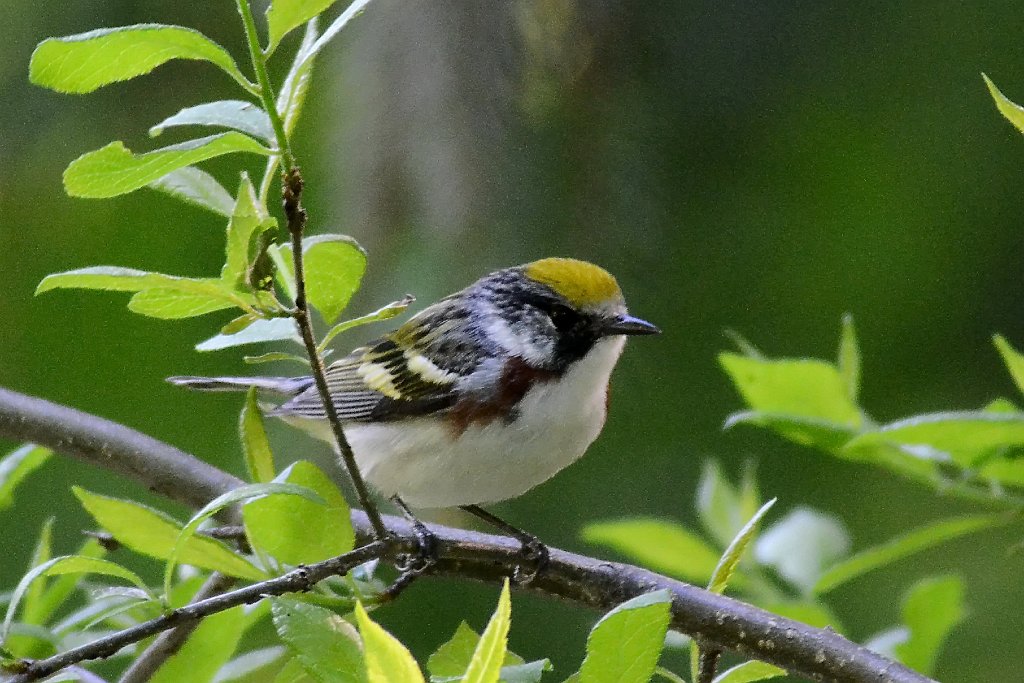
[393,517,438,574]
[512,534,549,585]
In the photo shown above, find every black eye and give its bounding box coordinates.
[547,304,579,332]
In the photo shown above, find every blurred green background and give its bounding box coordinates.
[3,1,1024,680]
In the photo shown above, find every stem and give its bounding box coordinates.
[281,169,389,541]
[235,0,388,541]
[236,0,294,170]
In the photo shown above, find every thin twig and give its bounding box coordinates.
[281,168,388,541]
[7,544,385,683]
[696,645,723,683]
[0,386,934,683]
[116,573,235,683]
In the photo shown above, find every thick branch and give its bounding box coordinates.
[0,387,933,683]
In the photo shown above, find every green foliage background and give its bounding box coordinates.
[3,2,1024,680]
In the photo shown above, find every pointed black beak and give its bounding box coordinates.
[602,314,661,336]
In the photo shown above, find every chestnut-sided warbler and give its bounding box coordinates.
[171,258,658,570]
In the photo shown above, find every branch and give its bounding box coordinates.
[0,387,934,683]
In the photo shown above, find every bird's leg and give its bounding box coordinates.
[390,495,438,573]
[460,504,549,584]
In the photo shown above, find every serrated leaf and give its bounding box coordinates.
[894,576,964,675]
[319,295,415,352]
[164,483,323,596]
[267,0,338,52]
[241,388,276,483]
[428,622,530,680]
[150,605,246,683]
[813,514,1004,594]
[3,555,152,641]
[994,334,1024,397]
[581,519,719,584]
[844,411,1024,467]
[223,175,275,289]
[279,235,366,323]
[711,660,785,683]
[244,461,354,565]
[29,25,248,94]
[355,601,424,683]
[577,591,671,683]
[149,166,236,216]
[0,446,52,511]
[273,597,364,683]
[197,317,301,351]
[754,508,849,594]
[837,314,860,403]
[463,580,512,683]
[983,73,1024,135]
[719,354,862,428]
[63,133,270,199]
[707,499,776,595]
[73,487,264,581]
[151,100,274,141]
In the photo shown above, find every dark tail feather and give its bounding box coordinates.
[167,375,313,396]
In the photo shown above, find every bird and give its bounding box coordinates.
[169,257,659,577]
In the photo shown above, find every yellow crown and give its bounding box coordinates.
[524,258,622,307]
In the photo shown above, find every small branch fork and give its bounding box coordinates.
[0,387,934,683]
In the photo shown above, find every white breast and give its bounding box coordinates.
[340,336,627,508]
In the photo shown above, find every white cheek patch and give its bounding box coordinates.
[482,315,551,365]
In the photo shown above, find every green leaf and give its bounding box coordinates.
[280,235,366,323]
[244,461,354,565]
[73,487,265,580]
[63,133,270,199]
[246,352,311,366]
[463,580,512,683]
[149,166,236,216]
[222,175,275,289]
[707,498,776,595]
[711,660,785,683]
[24,539,106,629]
[151,606,246,683]
[272,597,364,683]
[197,317,300,351]
[577,591,671,683]
[0,446,52,511]
[151,100,274,141]
[984,73,1024,135]
[267,0,338,52]
[994,334,1024,396]
[719,354,862,428]
[296,0,374,72]
[216,646,289,682]
[21,519,55,628]
[278,21,319,136]
[582,519,719,584]
[695,461,746,549]
[37,266,254,318]
[29,25,249,94]
[754,508,849,594]
[275,657,319,683]
[844,411,1024,467]
[355,600,425,683]
[3,555,152,641]
[128,288,238,319]
[164,483,323,596]
[837,314,860,403]
[241,388,276,484]
[319,295,415,352]
[894,576,964,675]
[813,514,1005,594]
[723,412,857,450]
